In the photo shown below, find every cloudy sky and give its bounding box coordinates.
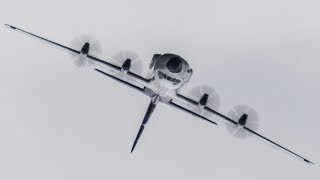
[0,0,319,179]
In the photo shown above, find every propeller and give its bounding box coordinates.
[112,50,143,75]
[69,35,102,67]
[188,85,221,111]
[225,105,259,139]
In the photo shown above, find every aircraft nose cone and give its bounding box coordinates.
[166,56,182,73]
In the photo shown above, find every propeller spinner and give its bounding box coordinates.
[80,42,90,56]
[121,58,131,73]
[198,93,209,108]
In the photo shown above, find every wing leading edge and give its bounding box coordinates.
[172,93,315,165]
[4,24,152,85]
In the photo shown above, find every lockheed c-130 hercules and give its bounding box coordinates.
[4,24,317,166]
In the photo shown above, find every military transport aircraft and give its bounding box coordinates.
[4,24,316,166]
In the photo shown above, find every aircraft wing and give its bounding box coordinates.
[94,68,156,98]
[4,24,154,96]
[168,100,218,126]
[171,92,316,165]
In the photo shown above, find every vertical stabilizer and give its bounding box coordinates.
[131,95,159,153]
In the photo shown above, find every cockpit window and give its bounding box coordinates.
[173,79,181,85]
[158,71,164,77]
[166,57,182,73]
[158,71,181,85]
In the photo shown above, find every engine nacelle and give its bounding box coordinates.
[80,42,90,56]
[238,114,248,127]
[198,93,209,108]
[121,58,131,73]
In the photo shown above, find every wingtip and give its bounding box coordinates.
[4,24,16,30]
[94,69,102,73]
[304,159,315,166]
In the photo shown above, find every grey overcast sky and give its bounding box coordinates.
[0,0,320,179]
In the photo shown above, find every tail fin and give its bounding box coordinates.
[131,95,160,153]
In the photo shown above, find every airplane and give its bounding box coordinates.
[4,24,316,166]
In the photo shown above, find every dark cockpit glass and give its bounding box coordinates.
[166,56,182,73]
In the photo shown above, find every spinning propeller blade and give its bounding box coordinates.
[112,50,143,75]
[188,85,220,112]
[225,105,259,139]
[69,35,102,67]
